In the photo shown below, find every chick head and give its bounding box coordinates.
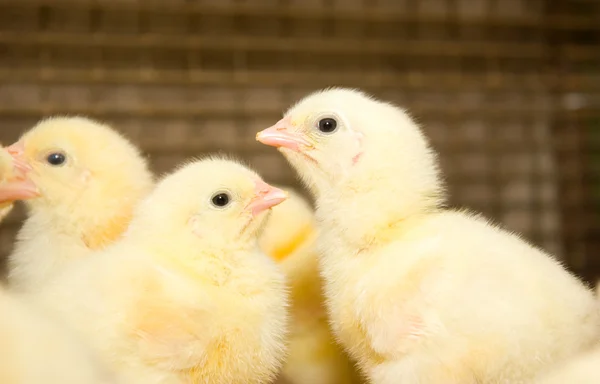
[130,157,288,253]
[5,116,152,214]
[256,88,443,206]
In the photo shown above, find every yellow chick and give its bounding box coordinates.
[3,116,153,292]
[257,88,600,384]
[260,187,362,384]
[33,157,289,384]
[0,285,118,384]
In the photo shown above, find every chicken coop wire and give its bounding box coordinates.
[0,0,598,282]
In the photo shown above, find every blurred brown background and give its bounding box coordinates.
[0,0,598,282]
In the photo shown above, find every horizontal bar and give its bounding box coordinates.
[3,1,599,32]
[0,105,577,120]
[0,32,551,58]
[1,68,596,92]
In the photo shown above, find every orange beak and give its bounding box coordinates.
[0,141,39,202]
[248,179,288,216]
[256,117,312,151]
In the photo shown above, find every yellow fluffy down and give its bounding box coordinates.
[533,346,600,384]
[260,187,363,384]
[533,279,600,383]
[0,286,117,384]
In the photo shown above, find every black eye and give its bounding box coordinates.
[317,118,338,133]
[46,152,66,166]
[211,193,230,208]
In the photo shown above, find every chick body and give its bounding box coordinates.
[318,209,599,384]
[257,88,600,384]
[261,188,362,384]
[34,158,289,384]
[533,346,600,384]
[0,285,117,384]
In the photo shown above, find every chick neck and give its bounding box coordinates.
[24,195,138,252]
[314,131,445,251]
[124,213,261,286]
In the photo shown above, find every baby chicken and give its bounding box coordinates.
[257,88,600,384]
[260,187,362,384]
[4,117,153,292]
[34,157,289,384]
[0,285,117,384]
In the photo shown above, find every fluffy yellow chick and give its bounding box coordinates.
[4,116,153,292]
[260,187,362,384]
[257,88,600,384]
[0,285,118,384]
[34,157,289,384]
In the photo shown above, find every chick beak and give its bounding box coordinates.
[248,179,288,216]
[256,118,312,151]
[0,179,40,201]
[0,142,39,201]
[6,141,32,174]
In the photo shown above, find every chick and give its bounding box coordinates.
[5,117,153,292]
[260,187,362,384]
[533,346,600,384]
[0,285,117,384]
[34,157,289,384]
[256,88,600,384]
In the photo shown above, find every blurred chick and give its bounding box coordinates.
[34,157,289,384]
[533,346,600,384]
[259,186,314,262]
[4,117,153,292]
[260,187,362,384]
[0,285,117,384]
[257,88,600,384]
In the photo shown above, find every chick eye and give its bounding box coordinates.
[317,118,338,134]
[46,152,66,166]
[211,192,230,208]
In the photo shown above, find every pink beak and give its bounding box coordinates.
[248,179,288,216]
[256,118,312,151]
[0,179,39,201]
[0,141,39,202]
[6,141,32,174]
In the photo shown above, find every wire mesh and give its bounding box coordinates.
[0,0,598,281]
